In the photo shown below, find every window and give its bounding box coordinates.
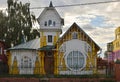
[53,21,56,26]
[29,62,32,68]
[21,63,23,68]
[21,56,32,68]
[24,60,28,68]
[20,56,32,74]
[21,59,23,68]
[116,33,120,39]
[29,59,32,68]
[0,47,2,54]
[66,51,85,71]
[44,21,47,26]
[48,35,52,42]
[72,32,78,39]
[48,20,52,26]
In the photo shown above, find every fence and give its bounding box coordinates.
[0,66,114,78]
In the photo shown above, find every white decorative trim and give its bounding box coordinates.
[59,70,93,75]
[59,39,93,73]
[10,50,37,74]
[64,51,86,71]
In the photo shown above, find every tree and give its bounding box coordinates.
[6,0,39,48]
[0,11,9,45]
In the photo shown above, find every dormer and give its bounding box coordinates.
[37,1,64,32]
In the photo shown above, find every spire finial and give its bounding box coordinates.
[49,1,53,7]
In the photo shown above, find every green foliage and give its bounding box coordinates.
[7,0,39,46]
[0,11,9,46]
[0,0,39,48]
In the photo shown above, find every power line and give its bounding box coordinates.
[0,0,120,10]
[30,0,120,9]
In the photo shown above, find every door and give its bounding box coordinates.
[44,51,54,75]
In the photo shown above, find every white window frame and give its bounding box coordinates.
[72,32,78,39]
[48,20,52,26]
[65,51,85,71]
[20,56,32,74]
[48,35,52,43]
[44,21,47,26]
[53,21,56,26]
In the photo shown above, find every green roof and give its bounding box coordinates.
[38,45,55,51]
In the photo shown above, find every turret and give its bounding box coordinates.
[37,2,64,46]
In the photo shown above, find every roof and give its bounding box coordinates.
[9,38,40,50]
[37,2,63,23]
[59,22,101,49]
[38,45,55,51]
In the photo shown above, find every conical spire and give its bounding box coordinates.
[49,1,53,7]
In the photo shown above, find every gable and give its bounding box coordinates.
[37,7,62,23]
[59,23,100,50]
[41,8,60,20]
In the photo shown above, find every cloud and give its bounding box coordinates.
[88,27,115,43]
[62,1,120,58]
[96,2,120,27]
[82,24,96,31]
[0,0,7,10]
[81,25,115,58]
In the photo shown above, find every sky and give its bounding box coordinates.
[0,0,120,58]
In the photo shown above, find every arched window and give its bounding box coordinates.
[66,51,85,71]
[44,21,47,26]
[20,56,33,74]
[53,21,56,26]
[72,32,78,39]
[21,56,32,68]
[48,20,52,26]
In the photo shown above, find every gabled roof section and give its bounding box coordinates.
[37,2,63,22]
[60,22,100,49]
[9,38,40,50]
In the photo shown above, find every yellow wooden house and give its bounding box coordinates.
[7,2,100,75]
